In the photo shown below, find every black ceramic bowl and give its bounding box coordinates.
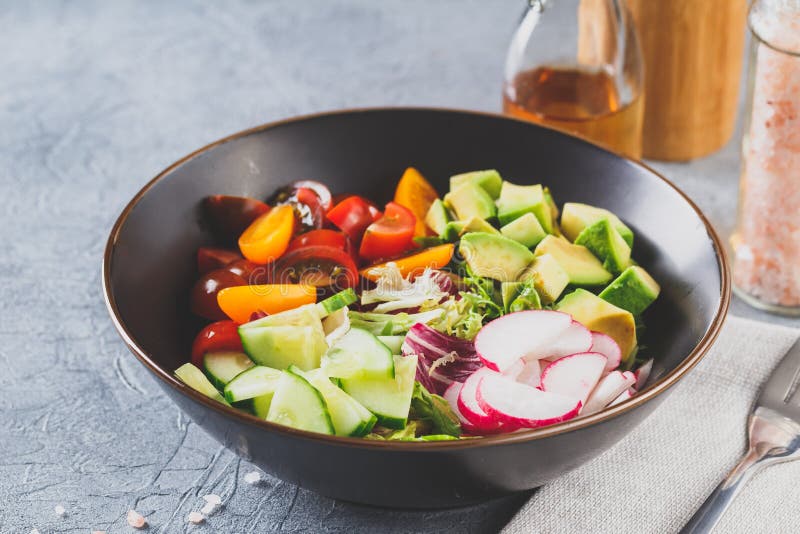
[103,108,729,508]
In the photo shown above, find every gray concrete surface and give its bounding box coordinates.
[0,1,795,532]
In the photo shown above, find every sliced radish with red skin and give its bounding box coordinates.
[476,374,581,428]
[582,371,637,415]
[609,388,635,406]
[540,352,607,403]
[443,382,481,434]
[458,368,504,431]
[474,310,573,372]
[516,360,542,388]
[502,359,525,381]
[590,332,622,372]
[530,321,592,362]
[634,359,653,390]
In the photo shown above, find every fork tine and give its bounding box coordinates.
[757,338,800,414]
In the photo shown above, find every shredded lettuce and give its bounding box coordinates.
[409,382,461,437]
[361,263,449,313]
[347,309,444,336]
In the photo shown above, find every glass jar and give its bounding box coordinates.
[502,0,644,159]
[732,0,800,314]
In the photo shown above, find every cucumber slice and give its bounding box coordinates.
[175,363,230,406]
[317,288,357,317]
[202,351,254,390]
[239,324,327,371]
[252,393,273,419]
[266,370,334,434]
[321,327,394,379]
[240,303,321,329]
[377,335,405,354]
[293,367,377,437]
[341,355,418,429]
[223,365,283,403]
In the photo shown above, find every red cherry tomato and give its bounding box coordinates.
[204,195,270,240]
[273,245,359,290]
[191,320,243,366]
[224,258,261,279]
[286,229,351,256]
[197,247,242,274]
[190,268,247,321]
[326,196,382,243]
[293,180,333,211]
[359,202,417,261]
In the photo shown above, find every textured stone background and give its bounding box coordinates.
[0,1,794,532]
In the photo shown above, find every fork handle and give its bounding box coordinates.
[680,448,764,534]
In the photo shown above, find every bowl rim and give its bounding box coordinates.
[102,106,731,450]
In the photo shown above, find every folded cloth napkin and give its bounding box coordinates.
[503,316,800,534]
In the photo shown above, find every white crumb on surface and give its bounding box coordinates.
[126,509,147,529]
[202,493,222,505]
[30,529,40,534]
[187,511,205,524]
[201,502,217,515]
[244,471,262,484]
[92,531,107,534]
[54,504,66,516]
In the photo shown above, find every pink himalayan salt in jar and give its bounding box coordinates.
[732,0,800,314]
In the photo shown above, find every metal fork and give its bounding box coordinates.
[681,338,800,533]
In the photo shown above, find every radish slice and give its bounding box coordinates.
[609,388,635,406]
[502,359,525,381]
[533,321,592,362]
[443,382,480,434]
[540,352,607,403]
[474,310,573,372]
[582,371,636,415]
[590,332,622,372]
[634,359,653,390]
[458,368,503,431]
[515,360,542,388]
[476,374,581,428]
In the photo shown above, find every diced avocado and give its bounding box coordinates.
[534,235,612,286]
[518,253,570,304]
[459,232,534,282]
[556,288,637,362]
[413,236,445,248]
[425,199,451,235]
[561,203,634,248]
[501,280,542,312]
[500,212,546,248]
[459,216,500,235]
[543,187,561,235]
[574,218,631,274]
[599,266,661,315]
[449,169,503,199]
[443,183,496,221]
[440,220,466,242]
[495,182,552,232]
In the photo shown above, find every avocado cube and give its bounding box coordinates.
[519,253,570,304]
[440,220,466,242]
[459,232,534,282]
[534,235,612,286]
[425,199,451,235]
[574,218,632,274]
[496,182,552,232]
[459,216,500,235]
[556,288,637,363]
[561,203,634,248]
[599,266,661,315]
[444,183,496,221]
[501,281,542,312]
[500,212,546,248]
[449,170,503,199]
[543,187,561,235]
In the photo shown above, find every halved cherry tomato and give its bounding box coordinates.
[204,195,270,240]
[394,167,439,237]
[191,320,242,366]
[326,196,382,243]
[216,284,317,323]
[274,245,359,290]
[286,229,351,256]
[190,269,248,320]
[224,258,261,280]
[293,180,333,211]
[358,202,416,261]
[197,247,242,274]
[238,204,295,264]
[360,243,455,281]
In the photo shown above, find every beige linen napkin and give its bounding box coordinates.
[503,316,800,534]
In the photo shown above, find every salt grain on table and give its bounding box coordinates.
[54,504,66,517]
[203,493,222,505]
[126,509,147,529]
[187,511,205,524]
[244,471,262,485]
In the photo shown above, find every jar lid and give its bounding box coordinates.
[750,0,800,55]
